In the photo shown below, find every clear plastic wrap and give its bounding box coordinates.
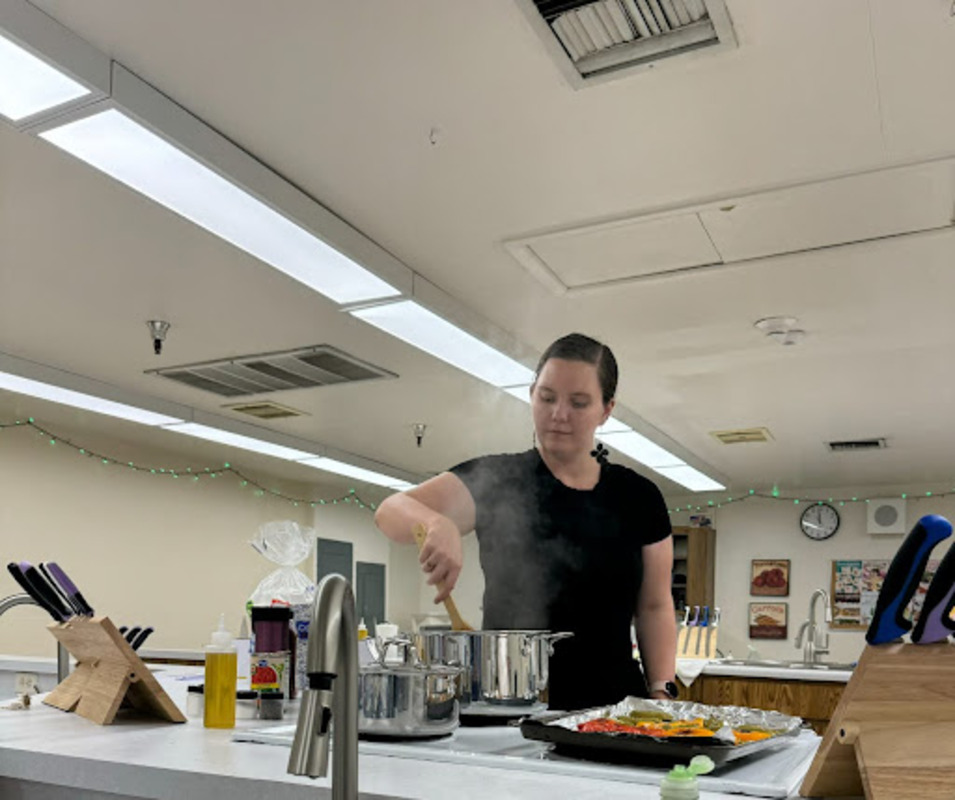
[248,520,316,606]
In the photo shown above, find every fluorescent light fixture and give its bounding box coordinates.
[598,430,686,469]
[352,300,535,388]
[387,480,416,491]
[0,32,89,121]
[161,422,317,461]
[299,456,413,489]
[652,464,726,492]
[0,371,181,426]
[503,384,532,403]
[596,417,631,435]
[40,109,400,305]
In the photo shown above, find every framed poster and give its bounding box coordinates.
[751,559,790,596]
[749,602,788,639]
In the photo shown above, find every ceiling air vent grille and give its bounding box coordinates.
[711,427,773,445]
[519,0,737,83]
[225,401,306,420]
[147,344,397,398]
[828,438,887,453]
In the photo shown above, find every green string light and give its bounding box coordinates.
[2,417,383,513]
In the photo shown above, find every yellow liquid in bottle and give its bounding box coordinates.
[203,650,237,728]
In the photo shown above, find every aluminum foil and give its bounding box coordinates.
[544,697,802,745]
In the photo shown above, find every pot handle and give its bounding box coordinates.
[374,636,415,666]
[541,631,574,656]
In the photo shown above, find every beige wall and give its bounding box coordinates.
[0,414,400,657]
[668,488,955,664]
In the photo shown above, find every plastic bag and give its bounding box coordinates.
[249,520,316,606]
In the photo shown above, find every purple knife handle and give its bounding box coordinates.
[912,538,955,643]
[18,562,70,621]
[688,605,700,626]
[47,562,94,615]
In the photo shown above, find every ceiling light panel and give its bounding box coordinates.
[40,109,398,304]
[161,422,318,461]
[298,456,413,489]
[597,429,685,468]
[0,0,109,127]
[351,300,535,388]
[0,371,180,426]
[30,63,410,304]
[652,464,726,492]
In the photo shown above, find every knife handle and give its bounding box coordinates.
[912,539,955,643]
[700,605,710,628]
[6,562,56,619]
[866,515,953,645]
[38,563,83,616]
[46,562,94,616]
[14,562,71,621]
[688,605,700,626]
[130,627,154,651]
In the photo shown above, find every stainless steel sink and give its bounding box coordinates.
[718,659,855,671]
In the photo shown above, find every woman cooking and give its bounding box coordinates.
[374,333,677,710]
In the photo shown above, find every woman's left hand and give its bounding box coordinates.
[648,690,671,701]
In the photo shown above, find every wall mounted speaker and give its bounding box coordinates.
[867,497,906,534]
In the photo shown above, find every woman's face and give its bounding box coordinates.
[531,357,613,458]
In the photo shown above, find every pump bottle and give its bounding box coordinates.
[204,613,237,729]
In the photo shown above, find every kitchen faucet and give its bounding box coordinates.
[0,593,70,683]
[794,588,831,664]
[287,574,358,800]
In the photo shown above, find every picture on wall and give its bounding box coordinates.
[751,559,790,596]
[749,602,788,639]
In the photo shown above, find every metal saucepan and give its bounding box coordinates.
[358,638,465,737]
[414,630,573,706]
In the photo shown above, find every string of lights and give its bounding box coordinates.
[667,486,955,515]
[0,417,379,512]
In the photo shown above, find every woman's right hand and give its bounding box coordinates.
[417,518,464,603]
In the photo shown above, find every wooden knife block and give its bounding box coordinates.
[800,640,955,799]
[44,616,185,725]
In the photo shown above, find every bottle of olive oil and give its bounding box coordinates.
[204,613,237,729]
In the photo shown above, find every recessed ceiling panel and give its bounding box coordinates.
[516,212,721,291]
[699,161,955,262]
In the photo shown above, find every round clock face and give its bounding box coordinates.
[800,502,840,540]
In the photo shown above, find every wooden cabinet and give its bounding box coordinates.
[684,674,845,734]
[671,525,715,613]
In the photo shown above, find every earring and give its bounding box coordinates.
[590,442,609,465]
[532,430,537,448]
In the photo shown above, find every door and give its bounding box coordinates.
[356,561,386,631]
[316,538,353,585]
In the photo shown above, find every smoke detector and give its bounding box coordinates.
[754,316,806,346]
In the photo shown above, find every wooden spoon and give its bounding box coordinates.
[411,523,473,631]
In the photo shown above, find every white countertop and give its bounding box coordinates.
[701,662,853,682]
[0,666,840,800]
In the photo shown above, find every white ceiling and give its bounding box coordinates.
[4,0,955,500]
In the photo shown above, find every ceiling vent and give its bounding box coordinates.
[225,401,306,420]
[828,438,887,453]
[518,0,737,84]
[147,344,397,398]
[711,427,773,445]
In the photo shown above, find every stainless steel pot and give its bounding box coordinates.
[415,630,573,706]
[358,638,464,737]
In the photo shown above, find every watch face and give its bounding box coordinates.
[800,502,840,540]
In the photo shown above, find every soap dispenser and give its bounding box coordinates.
[659,755,715,799]
[204,613,237,729]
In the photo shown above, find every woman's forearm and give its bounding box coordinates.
[634,600,677,685]
[374,492,454,543]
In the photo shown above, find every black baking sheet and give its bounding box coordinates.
[520,700,802,768]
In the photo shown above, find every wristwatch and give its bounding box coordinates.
[649,680,679,699]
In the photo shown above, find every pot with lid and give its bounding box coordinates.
[358,636,464,738]
[415,630,572,706]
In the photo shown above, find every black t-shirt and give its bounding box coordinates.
[450,449,671,710]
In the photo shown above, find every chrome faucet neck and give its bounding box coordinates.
[287,574,358,800]
[0,594,70,683]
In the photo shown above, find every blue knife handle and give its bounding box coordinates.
[912,535,955,643]
[700,606,710,627]
[866,514,953,645]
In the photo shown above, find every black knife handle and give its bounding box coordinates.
[6,562,66,621]
[19,564,72,622]
[38,563,82,616]
[912,538,955,643]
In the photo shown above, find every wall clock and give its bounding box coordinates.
[800,502,840,540]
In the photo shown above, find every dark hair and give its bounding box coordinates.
[534,333,618,405]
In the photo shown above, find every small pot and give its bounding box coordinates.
[415,630,573,706]
[358,637,464,737]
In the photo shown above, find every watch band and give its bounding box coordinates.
[649,680,679,698]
